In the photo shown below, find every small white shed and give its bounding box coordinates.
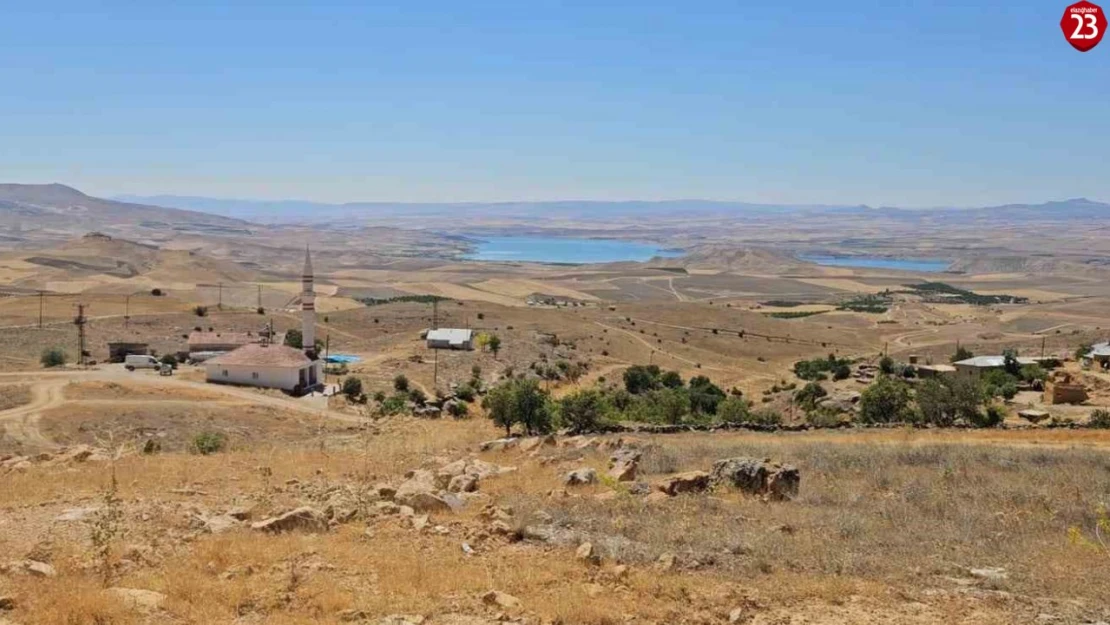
[426,328,474,350]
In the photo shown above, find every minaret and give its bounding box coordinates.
[301,245,316,357]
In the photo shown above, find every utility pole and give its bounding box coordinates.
[323,333,331,385]
[38,290,44,329]
[433,345,439,391]
[432,299,438,330]
[1041,335,1046,359]
[74,304,87,368]
[217,282,223,310]
[257,284,262,309]
[124,294,130,328]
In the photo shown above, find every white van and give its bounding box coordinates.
[124,354,160,371]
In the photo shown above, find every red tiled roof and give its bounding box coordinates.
[204,343,312,367]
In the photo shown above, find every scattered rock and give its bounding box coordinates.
[395,470,438,503]
[729,607,747,623]
[481,590,521,609]
[655,471,711,496]
[710,457,800,500]
[378,615,426,625]
[479,438,520,452]
[204,514,242,534]
[968,567,1008,582]
[448,473,479,493]
[0,596,13,611]
[405,492,452,513]
[21,560,56,578]
[575,542,600,565]
[250,507,328,533]
[608,448,642,482]
[643,491,670,505]
[582,582,605,598]
[655,553,677,571]
[108,587,166,612]
[519,434,556,453]
[564,468,597,486]
[336,609,368,622]
[55,507,100,522]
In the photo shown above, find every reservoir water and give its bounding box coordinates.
[799,255,951,272]
[466,236,681,264]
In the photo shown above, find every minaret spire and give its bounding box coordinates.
[301,245,316,357]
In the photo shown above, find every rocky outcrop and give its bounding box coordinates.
[608,447,641,482]
[250,507,328,533]
[710,457,800,500]
[655,471,711,496]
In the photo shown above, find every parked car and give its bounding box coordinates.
[124,354,160,371]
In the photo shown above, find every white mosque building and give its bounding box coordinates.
[204,247,323,394]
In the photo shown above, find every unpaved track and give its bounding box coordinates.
[0,367,363,449]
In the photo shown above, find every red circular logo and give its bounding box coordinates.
[1061,1,1106,52]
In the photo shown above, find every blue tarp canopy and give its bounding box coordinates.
[325,354,361,364]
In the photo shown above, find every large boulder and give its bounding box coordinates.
[607,448,642,482]
[395,470,438,504]
[564,468,598,486]
[250,507,328,533]
[710,457,800,500]
[655,471,711,496]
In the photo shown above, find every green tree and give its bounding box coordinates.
[878,355,895,376]
[981,369,1018,401]
[794,382,828,411]
[40,347,67,368]
[659,370,684,389]
[623,364,661,394]
[688,375,725,415]
[482,378,552,436]
[393,374,410,392]
[488,334,502,358]
[341,377,364,400]
[717,395,753,424]
[859,376,912,424]
[832,363,851,381]
[650,387,691,424]
[916,378,956,426]
[1002,349,1022,377]
[558,388,609,433]
[951,345,974,363]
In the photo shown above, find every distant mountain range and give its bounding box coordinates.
[0,184,253,237]
[114,193,1110,225]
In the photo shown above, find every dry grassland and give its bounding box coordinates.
[1,420,1108,624]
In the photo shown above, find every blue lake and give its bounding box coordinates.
[465,236,681,264]
[799,255,952,272]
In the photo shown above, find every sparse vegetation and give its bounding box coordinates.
[190,431,226,455]
[193,305,208,317]
[357,294,449,306]
[40,347,67,368]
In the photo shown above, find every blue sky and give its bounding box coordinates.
[1,1,1107,206]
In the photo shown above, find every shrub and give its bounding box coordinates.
[972,403,1006,428]
[341,377,364,400]
[794,382,828,410]
[858,376,912,424]
[879,356,895,376]
[372,390,386,403]
[477,313,485,320]
[393,374,410,392]
[191,431,226,455]
[981,369,1018,401]
[1090,409,1110,429]
[257,307,266,315]
[750,408,782,426]
[150,288,163,296]
[558,389,610,433]
[688,375,726,415]
[193,305,208,317]
[832,363,851,381]
[160,354,178,369]
[717,396,753,424]
[446,401,469,418]
[455,384,477,402]
[40,347,66,368]
[381,393,408,415]
[408,388,427,405]
[488,334,502,357]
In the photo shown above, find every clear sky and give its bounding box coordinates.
[1,1,1107,206]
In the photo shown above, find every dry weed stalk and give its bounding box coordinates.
[90,433,126,587]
